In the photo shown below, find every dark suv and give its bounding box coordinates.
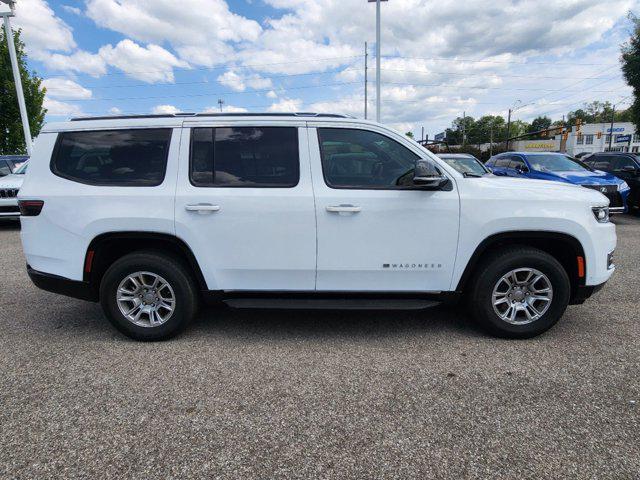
[584,152,640,210]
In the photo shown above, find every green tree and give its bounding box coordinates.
[1,27,46,154]
[621,13,640,132]
[527,116,552,138]
[405,131,414,139]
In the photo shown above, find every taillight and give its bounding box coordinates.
[18,200,44,216]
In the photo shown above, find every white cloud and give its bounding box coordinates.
[62,5,82,15]
[44,98,83,117]
[109,107,123,115]
[85,0,261,66]
[99,39,189,83]
[43,50,107,77]
[267,98,303,112]
[12,0,76,59]
[203,105,250,113]
[152,105,181,114]
[217,70,273,92]
[42,78,92,100]
[266,90,278,99]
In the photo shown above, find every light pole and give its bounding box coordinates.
[505,99,522,150]
[1,0,33,155]
[368,0,387,123]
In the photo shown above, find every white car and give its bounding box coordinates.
[0,161,28,219]
[19,113,616,341]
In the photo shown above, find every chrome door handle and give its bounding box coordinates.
[185,204,221,214]
[326,204,362,213]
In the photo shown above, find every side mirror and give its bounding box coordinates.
[413,159,448,189]
[516,164,529,174]
[620,165,638,174]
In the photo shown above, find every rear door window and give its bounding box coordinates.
[0,160,11,176]
[190,127,299,187]
[51,129,172,186]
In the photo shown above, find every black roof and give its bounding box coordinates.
[70,112,353,122]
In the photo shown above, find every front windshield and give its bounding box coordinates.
[527,154,589,172]
[14,162,28,174]
[439,156,488,175]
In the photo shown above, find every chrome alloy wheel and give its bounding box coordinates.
[116,271,176,328]
[491,268,553,325]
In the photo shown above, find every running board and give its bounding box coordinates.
[223,298,441,310]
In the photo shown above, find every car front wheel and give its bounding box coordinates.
[469,247,571,339]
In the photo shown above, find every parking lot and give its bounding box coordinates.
[0,217,638,479]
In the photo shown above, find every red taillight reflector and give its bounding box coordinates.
[84,250,95,273]
[577,256,585,278]
[18,200,44,216]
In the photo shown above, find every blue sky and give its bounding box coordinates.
[9,0,640,136]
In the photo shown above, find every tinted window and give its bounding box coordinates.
[318,128,420,189]
[0,160,10,176]
[439,156,488,175]
[494,157,511,168]
[611,155,637,171]
[586,155,610,170]
[509,157,527,169]
[527,154,589,172]
[190,127,299,187]
[52,129,171,186]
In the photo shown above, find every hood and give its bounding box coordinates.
[0,173,25,189]
[472,176,609,205]
[544,169,622,186]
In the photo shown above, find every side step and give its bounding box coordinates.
[223,298,441,310]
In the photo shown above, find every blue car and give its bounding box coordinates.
[486,152,631,213]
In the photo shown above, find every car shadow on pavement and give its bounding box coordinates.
[185,303,486,342]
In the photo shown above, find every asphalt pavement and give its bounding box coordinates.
[0,216,638,479]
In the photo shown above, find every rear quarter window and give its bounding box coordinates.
[51,129,172,186]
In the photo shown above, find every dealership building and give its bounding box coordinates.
[561,122,639,156]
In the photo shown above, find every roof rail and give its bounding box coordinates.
[70,112,354,122]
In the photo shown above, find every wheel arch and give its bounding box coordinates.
[456,231,586,297]
[83,232,208,292]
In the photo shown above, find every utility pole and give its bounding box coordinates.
[218,98,224,112]
[421,126,424,143]
[1,1,33,156]
[462,111,466,146]
[364,42,368,119]
[608,104,615,151]
[506,108,512,150]
[369,0,387,123]
[489,123,494,157]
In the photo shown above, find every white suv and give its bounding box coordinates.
[19,113,616,340]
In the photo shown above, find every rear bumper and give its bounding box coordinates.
[27,265,98,302]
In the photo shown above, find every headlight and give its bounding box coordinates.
[618,181,629,191]
[592,206,610,223]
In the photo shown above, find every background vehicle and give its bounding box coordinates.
[437,153,492,177]
[486,151,630,213]
[0,155,28,177]
[574,152,592,159]
[19,113,616,341]
[583,152,640,211]
[0,161,28,219]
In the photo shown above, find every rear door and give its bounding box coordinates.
[174,120,316,291]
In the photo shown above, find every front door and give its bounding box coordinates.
[175,122,316,291]
[308,124,460,292]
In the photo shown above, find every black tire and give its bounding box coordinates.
[468,246,571,339]
[99,251,198,341]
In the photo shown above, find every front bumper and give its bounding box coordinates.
[27,265,98,302]
[570,281,607,305]
[0,199,19,218]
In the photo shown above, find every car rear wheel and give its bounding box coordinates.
[468,247,571,338]
[100,251,198,341]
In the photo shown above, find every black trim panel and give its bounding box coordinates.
[569,282,606,305]
[27,265,98,302]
